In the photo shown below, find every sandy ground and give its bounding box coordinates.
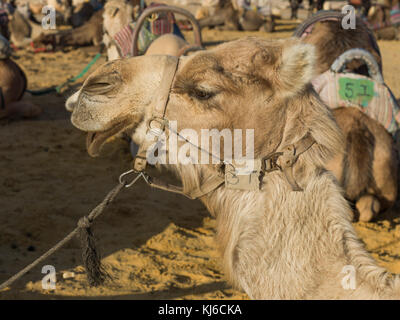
[0,23,400,300]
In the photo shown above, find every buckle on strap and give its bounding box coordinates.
[133,155,147,172]
[261,152,283,173]
[147,117,169,137]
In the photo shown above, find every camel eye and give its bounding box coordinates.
[192,89,214,101]
[84,82,114,94]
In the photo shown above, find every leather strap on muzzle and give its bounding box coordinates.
[133,56,180,173]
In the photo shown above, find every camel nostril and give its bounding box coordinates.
[66,102,75,112]
[65,91,80,112]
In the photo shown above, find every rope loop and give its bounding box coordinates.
[78,216,92,229]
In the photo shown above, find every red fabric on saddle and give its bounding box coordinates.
[349,0,362,6]
[113,3,177,58]
[113,24,135,57]
[148,3,175,35]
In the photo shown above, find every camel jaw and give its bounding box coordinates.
[85,120,135,157]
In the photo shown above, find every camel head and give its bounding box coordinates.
[66,55,177,156]
[67,37,343,185]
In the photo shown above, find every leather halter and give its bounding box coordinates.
[131,57,316,199]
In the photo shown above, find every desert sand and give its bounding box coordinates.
[0,23,400,300]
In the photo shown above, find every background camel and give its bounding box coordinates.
[28,0,103,27]
[66,37,400,299]
[8,8,44,47]
[197,0,275,32]
[33,8,104,49]
[367,0,400,40]
[0,34,41,119]
[296,13,398,221]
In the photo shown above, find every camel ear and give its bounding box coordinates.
[278,41,316,98]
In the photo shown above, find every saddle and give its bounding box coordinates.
[312,48,400,135]
[113,2,180,57]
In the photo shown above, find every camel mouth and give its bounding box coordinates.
[86,121,133,157]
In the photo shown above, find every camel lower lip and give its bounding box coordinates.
[86,122,128,157]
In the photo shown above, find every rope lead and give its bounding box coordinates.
[26,53,102,96]
[0,178,128,291]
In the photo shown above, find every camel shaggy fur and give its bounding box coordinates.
[66,37,400,299]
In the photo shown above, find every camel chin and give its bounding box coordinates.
[66,55,179,156]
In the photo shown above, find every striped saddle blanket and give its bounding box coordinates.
[391,4,400,26]
[364,4,400,30]
[312,71,400,135]
[113,3,176,57]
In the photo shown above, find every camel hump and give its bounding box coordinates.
[0,59,27,104]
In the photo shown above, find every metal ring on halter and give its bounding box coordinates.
[119,170,145,188]
[147,117,168,136]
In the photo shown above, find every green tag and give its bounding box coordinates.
[338,77,375,107]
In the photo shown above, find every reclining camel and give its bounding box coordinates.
[28,0,99,27]
[66,37,400,299]
[8,8,44,47]
[196,0,275,32]
[33,8,104,49]
[0,34,41,119]
[295,12,398,221]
